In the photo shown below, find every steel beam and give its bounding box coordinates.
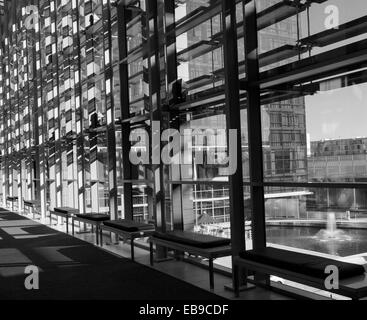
[243,0,266,251]
[221,0,246,286]
[117,2,133,220]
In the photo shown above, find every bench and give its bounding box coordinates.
[149,231,231,290]
[51,207,79,234]
[23,200,40,219]
[72,213,110,245]
[6,196,18,211]
[348,208,367,219]
[101,219,155,261]
[233,247,367,300]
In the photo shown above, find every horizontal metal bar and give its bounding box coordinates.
[258,39,367,89]
[262,181,367,190]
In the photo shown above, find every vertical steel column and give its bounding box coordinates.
[74,0,87,214]
[148,0,166,230]
[85,1,99,213]
[5,35,11,202]
[161,0,183,231]
[1,8,10,204]
[221,0,246,285]
[104,0,118,221]
[32,10,41,213]
[8,28,14,201]
[145,0,168,259]
[51,0,62,210]
[0,38,4,206]
[14,19,22,213]
[243,0,266,252]
[117,2,133,220]
[36,0,47,219]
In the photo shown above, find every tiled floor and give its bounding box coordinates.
[12,210,292,300]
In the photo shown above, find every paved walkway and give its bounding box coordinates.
[0,208,224,300]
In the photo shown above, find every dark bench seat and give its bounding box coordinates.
[149,231,231,290]
[75,214,111,222]
[103,220,155,232]
[50,207,79,234]
[23,200,40,219]
[72,214,110,245]
[101,219,155,260]
[6,196,18,211]
[24,200,38,206]
[152,231,230,248]
[234,247,367,299]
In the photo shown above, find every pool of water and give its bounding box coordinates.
[267,226,367,257]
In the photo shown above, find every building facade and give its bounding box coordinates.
[308,137,367,212]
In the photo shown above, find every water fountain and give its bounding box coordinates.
[314,212,352,241]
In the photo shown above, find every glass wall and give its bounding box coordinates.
[0,0,367,279]
[0,0,120,217]
[256,0,367,260]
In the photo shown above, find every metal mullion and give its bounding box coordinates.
[146,0,166,233]
[84,3,100,213]
[4,36,9,200]
[57,6,69,208]
[163,0,183,231]
[104,0,118,221]
[243,0,267,252]
[142,12,155,225]
[31,8,42,214]
[15,25,22,213]
[221,0,246,286]
[39,0,50,218]
[74,0,87,214]
[7,39,12,200]
[64,8,78,210]
[50,1,62,210]
[117,2,133,220]
[1,40,6,205]
[0,42,4,205]
[24,15,32,203]
[263,181,367,190]
[6,37,14,199]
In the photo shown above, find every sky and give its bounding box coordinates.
[306,83,367,141]
[301,0,367,142]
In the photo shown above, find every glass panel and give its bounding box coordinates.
[263,82,367,183]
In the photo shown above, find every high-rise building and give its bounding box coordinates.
[308,137,367,211]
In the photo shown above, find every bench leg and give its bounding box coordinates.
[95,224,99,246]
[233,264,240,298]
[131,238,135,261]
[66,217,69,234]
[100,228,103,246]
[72,218,75,236]
[150,242,154,266]
[209,258,214,290]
